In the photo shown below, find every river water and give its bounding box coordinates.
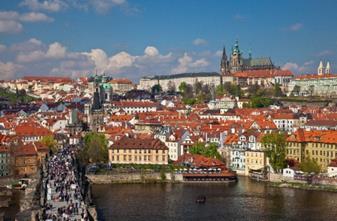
[92,177,337,221]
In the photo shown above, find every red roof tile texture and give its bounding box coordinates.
[110,136,168,150]
[233,69,293,78]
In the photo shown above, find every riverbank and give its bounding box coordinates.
[269,181,337,192]
[87,172,182,184]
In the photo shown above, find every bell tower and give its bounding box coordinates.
[230,40,242,72]
[318,61,324,76]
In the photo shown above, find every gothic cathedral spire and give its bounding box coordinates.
[220,46,229,75]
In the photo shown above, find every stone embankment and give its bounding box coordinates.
[267,173,337,192]
[87,172,183,184]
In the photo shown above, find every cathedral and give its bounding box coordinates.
[220,40,277,75]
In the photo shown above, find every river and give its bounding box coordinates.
[92,177,337,221]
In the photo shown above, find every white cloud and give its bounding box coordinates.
[172,53,209,74]
[0,20,23,33]
[20,12,54,22]
[193,38,207,46]
[46,42,67,58]
[0,61,21,80]
[0,10,53,34]
[20,0,67,12]
[190,58,209,68]
[144,46,159,57]
[215,50,222,57]
[28,38,43,45]
[83,48,108,72]
[17,50,45,63]
[84,49,135,73]
[16,41,66,62]
[317,50,333,57]
[282,61,314,73]
[0,11,20,20]
[289,23,303,31]
[107,51,135,71]
[89,0,126,13]
[3,39,215,81]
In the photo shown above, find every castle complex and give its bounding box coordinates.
[220,40,277,75]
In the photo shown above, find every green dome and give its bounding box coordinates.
[101,83,112,89]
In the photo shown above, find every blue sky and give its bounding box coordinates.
[0,0,337,81]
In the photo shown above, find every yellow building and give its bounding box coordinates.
[109,136,168,165]
[245,150,267,176]
[286,130,337,171]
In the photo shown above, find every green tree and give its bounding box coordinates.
[273,83,284,97]
[215,84,225,96]
[291,85,301,96]
[167,81,176,93]
[299,158,321,173]
[193,81,203,95]
[80,132,108,164]
[247,84,261,96]
[250,96,273,108]
[41,135,58,154]
[223,82,243,98]
[178,82,188,93]
[261,132,287,173]
[151,84,162,94]
[189,142,222,160]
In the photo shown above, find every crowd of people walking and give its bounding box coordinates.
[41,146,89,221]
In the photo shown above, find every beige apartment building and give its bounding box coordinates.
[286,130,337,171]
[109,136,168,165]
[245,150,267,176]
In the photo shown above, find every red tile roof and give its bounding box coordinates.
[174,154,226,169]
[15,122,52,137]
[287,129,337,144]
[233,69,293,78]
[109,78,133,84]
[22,76,73,83]
[295,74,337,80]
[110,136,168,150]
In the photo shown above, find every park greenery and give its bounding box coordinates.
[0,88,36,104]
[41,135,58,154]
[178,81,214,105]
[189,142,222,160]
[299,158,321,173]
[261,132,287,172]
[79,132,108,164]
[178,81,286,107]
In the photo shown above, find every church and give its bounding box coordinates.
[220,40,276,75]
[220,40,293,87]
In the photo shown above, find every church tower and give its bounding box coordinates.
[325,62,331,74]
[230,40,242,72]
[220,47,229,75]
[318,61,324,75]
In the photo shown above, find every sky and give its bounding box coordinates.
[1,0,337,82]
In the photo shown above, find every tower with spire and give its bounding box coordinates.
[318,61,324,75]
[325,62,331,74]
[220,47,230,75]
